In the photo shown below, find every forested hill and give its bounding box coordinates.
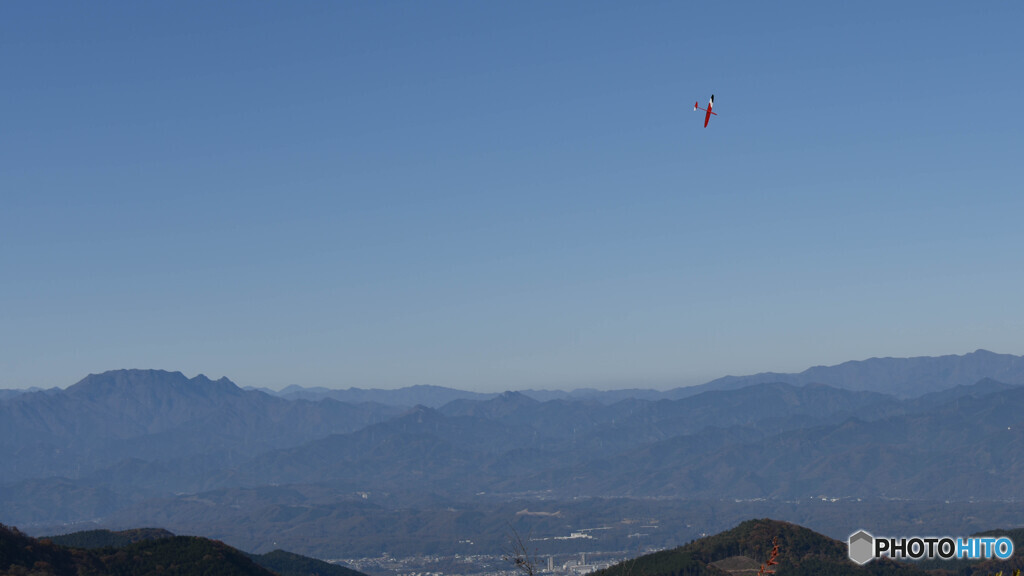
[1,524,367,576]
[47,528,175,549]
[595,518,1024,576]
[593,519,932,576]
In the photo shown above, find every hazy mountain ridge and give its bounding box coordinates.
[269,384,673,406]
[212,382,917,499]
[273,383,499,407]
[692,349,1024,398]
[0,387,57,401]
[217,406,509,493]
[263,347,1024,406]
[509,382,1024,500]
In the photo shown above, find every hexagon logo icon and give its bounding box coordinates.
[848,530,874,565]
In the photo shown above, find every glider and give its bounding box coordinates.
[694,94,716,128]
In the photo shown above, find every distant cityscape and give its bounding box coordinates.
[333,549,642,576]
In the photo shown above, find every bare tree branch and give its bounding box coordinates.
[502,524,537,576]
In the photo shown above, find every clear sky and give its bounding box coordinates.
[3,1,1022,392]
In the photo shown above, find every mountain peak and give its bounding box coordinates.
[400,404,443,421]
[66,369,241,400]
[69,369,185,392]
[494,390,539,405]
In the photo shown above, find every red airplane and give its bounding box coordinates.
[694,94,717,127]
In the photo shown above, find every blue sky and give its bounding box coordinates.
[3,1,1022,391]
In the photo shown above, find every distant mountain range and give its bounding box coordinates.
[507,380,1024,500]
[689,349,1024,398]
[250,349,1024,405]
[7,350,1023,406]
[3,351,1024,560]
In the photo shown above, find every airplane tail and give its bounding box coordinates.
[694,101,699,111]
